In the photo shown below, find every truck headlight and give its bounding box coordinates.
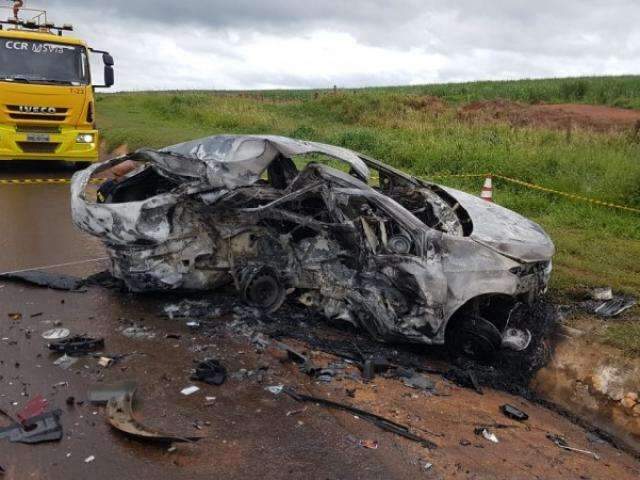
[76,133,95,143]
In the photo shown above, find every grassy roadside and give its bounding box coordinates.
[95,78,640,352]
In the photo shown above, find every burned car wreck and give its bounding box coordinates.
[71,135,554,356]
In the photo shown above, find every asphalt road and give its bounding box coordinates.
[0,162,639,480]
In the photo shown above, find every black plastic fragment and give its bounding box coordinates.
[49,335,104,355]
[362,354,392,381]
[82,270,126,290]
[500,404,529,421]
[283,388,437,449]
[0,271,85,291]
[0,410,63,444]
[191,359,227,386]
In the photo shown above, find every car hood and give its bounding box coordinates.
[440,186,555,262]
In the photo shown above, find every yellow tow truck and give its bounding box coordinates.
[0,6,114,165]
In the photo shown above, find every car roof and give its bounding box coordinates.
[152,134,370,189]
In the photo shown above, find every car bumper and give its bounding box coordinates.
[0,125,99,162]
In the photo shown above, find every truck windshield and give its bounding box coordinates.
[0,38,89,85]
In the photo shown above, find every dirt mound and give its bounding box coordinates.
[458,100,640,132]
[404,95,447,113]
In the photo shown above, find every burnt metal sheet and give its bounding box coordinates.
[0,270,85,291]
[105,386,203,443]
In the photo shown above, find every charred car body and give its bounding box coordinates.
[71,135,554,356]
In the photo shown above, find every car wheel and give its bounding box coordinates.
[448,315,502,359]
[240,266,286,313]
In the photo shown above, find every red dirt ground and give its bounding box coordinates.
[456,100,640,132]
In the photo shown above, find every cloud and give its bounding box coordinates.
[34,1,640,90]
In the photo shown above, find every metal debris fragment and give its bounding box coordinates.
[594,297,636,317]
[180,385,200,396]
[500,404,529,421]
[88,381,138,405]
[474,428,499,443]
[265,385,284,395]
[547,433,600,460]
[591,287,613,301]
[358,439,379,449]
[49,335,104,355]
[0,270,85,291]
[284,388,437,449]
[53,354,78,370]
[191,359,227,386]
[106,388,203,443]
[42,328,71,340]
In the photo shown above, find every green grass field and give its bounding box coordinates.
[96,75,640,352]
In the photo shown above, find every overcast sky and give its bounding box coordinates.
[37,0,640,90]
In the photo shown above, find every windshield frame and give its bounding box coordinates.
[0,37,91,86]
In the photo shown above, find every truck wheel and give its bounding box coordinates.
[447,315,502,359]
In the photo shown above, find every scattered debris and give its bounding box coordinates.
[106,387,203,443]
[88,381,138,405]
[474,428,499,443]
[191,359,227,386]
[163,300,228,320]
[53,354,79,370]
[284,389,437,449]
[0,270,85,291]
[42,328,71,340]
[0,410,63,444]
[500,404,529,421]
[547,433,600,460]
[401,372,436,392]
[49,335,104,355]
[591,287,613,301]
[362,354,393,381]
[8,313,21,321]
[16,395,48,425]
[97,356,115,368]
[180,385,200,396]
[265,385,284,395]
[594,297,636,318]
[286,407,307,416]
[358,439,379,449]
[121,325,156,339]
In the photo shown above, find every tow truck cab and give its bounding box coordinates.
[0,13,114,164]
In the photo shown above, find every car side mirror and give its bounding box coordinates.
[104,65,114,88]
[103,53,114,67]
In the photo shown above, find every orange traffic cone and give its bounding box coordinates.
[480,175,493,202]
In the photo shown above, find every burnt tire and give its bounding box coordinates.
[448,315,502,360]
[240,266,286,313]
